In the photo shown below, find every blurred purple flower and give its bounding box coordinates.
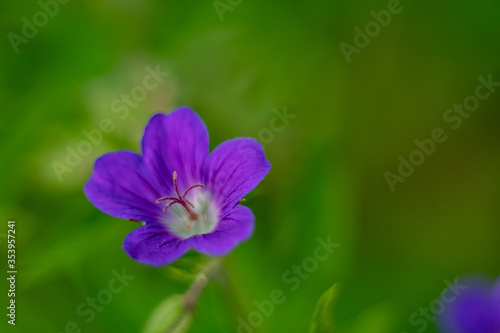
[438,275,500,333]
[84,107,271,265]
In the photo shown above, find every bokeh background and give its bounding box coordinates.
[1,0,500,332]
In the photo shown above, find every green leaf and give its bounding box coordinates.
[309,283,339,333]
[142,295,192,333]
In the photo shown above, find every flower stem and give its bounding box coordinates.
[183,257,221,311]
[165,257,222,333]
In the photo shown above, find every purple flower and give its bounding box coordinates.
[438,275,500,333]
[84,107,271,266]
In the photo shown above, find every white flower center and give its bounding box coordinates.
[155,171,219,239]
[165,189,218,239]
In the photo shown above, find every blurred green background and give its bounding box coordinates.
[1,0,500,332]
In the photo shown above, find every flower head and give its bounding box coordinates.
[438,275,500,333]
[84,107,271,265]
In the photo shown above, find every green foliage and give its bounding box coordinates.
[2,0,500,332]
[310,283,338,333]
[142,295,192,333]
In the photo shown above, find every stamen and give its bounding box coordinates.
[162,200,180,213]
[127,218,141,223]
[183,183,205,198]
[156,171,206,221]
[173,171,182,198]
[156,196,178,203]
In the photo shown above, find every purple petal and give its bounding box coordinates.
[123,224,190,266]
[189,205,254,255]
[141,107,209,193]
[208,138,271,217]
[438,276,500,333]
[84,151,163,223]
[492,277,500,326]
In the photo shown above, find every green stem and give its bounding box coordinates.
[183,257,221,311]
[167,257,222,333]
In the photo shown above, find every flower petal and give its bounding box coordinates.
[84,151,163,223]
[208,138,271,216]
[142,107,209,193]
[189,205,254,255]
[123,224,190,266]
[492,277,500,317]
[438,276,500,333]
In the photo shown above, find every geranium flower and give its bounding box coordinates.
[438,275,500,333]
[84,107,271,265]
